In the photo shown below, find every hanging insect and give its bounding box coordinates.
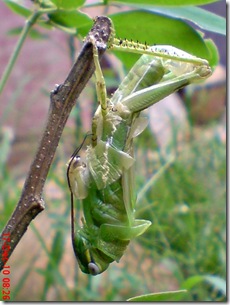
[67,18,212,275]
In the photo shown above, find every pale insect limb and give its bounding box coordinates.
[90,35,108,118]
[121,115,149,223]
[121,158,136,224]
[91,107,101,146]
[89,35,111,147]
[118,63,211,114]
[128,116,149,140]
[111,56,165,105]
[109,38,209,67]
[99,219,152,242]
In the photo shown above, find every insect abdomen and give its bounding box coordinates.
[83,178,130,228]
[74,178,131,273]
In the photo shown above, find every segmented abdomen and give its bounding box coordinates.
[74,176,130,272]
[90,177,130,226]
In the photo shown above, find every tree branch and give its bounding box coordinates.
[0,16,113,270]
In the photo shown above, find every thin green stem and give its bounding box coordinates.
[0,8,56,95]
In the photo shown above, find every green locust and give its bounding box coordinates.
[67,19,212,275]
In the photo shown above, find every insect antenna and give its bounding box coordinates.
[71,132,92,159]
[67,132,92,190]
[66,132,92,247]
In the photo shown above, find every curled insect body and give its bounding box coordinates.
[67,19,212,275]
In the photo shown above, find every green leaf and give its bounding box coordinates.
[3,0,31,18]
[109,0,219,5]
[39,0,57,7]
[48,10,91,30]
[125,5,226,35]
[127,290,187,302]
[181,275,207,290]
[49,0,85,10]
[181,275,226,296]
[108,11,216,69]
[204,38,219,68]
[107,0,226,36]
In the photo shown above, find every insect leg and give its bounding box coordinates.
[99,219,151,242]
[120,63,211,114]
[89,36,109,146]
[110,39,209,67]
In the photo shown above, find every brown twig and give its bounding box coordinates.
[0,16,113,270]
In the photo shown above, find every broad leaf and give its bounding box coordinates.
[124,5,226,35]
[48,10,91,29]
[127,290,187,302]
[3,0,31,17]
[49,0,85,10]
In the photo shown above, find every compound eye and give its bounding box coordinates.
[74,156,81,163]
[72,156,81,169]
[88,262,100,276]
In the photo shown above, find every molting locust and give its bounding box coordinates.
[67,17,212,275]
